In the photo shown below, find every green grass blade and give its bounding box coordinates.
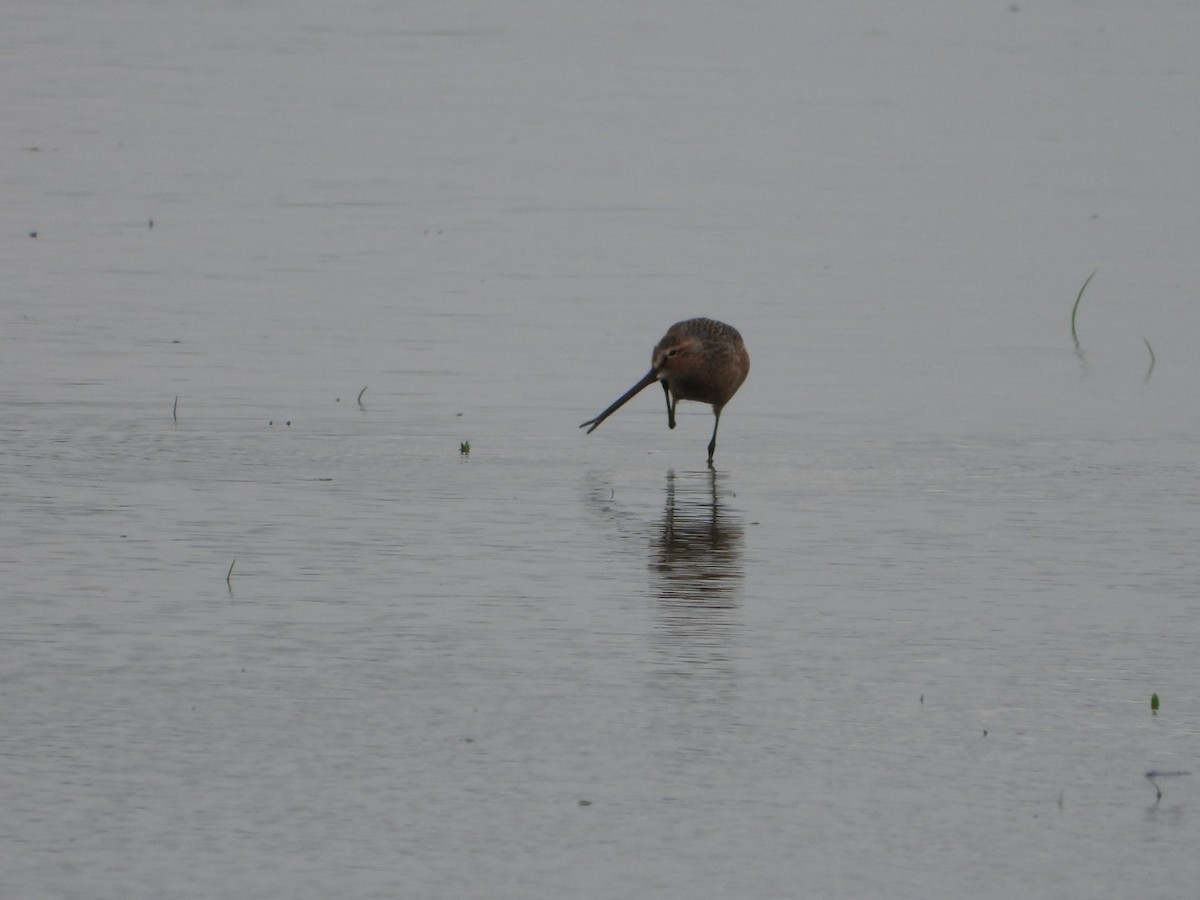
[1070,269,1097,342]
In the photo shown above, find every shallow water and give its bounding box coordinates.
[3,2,1200,897]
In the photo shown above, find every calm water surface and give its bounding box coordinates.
[3,2,1199,898]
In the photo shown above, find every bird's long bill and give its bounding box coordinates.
[580,369,659,434]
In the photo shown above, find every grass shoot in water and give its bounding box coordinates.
[1070,269,1097,344]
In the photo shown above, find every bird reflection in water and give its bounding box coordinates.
[583,467,745,686]
[648,469,745,694]
[652,468,744,607]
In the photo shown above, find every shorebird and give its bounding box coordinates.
[580,317,749,465]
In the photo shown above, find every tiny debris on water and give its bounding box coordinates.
[1145,770,1191,803]
[460,441,470,455]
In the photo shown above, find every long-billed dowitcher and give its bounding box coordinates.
[580,317,749,465]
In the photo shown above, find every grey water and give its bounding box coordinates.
[3,2,1200,897]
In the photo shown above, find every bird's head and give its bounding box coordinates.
[652,334,701,378]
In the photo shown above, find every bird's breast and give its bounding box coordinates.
[666,374,725,406]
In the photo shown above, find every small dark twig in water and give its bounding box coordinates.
[1143,339,1156,382]
[226,558,236,592]
[1145,770,1191,803]
[173,396,178,423]
[357,386,368,408]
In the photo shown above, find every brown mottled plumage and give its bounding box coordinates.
[580,318,750,465]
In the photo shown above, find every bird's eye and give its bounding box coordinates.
[667,349,679,357]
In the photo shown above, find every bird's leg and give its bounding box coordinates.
[706,408,722,466]
[662,381,676,429]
